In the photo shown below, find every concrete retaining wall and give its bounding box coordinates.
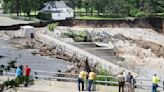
[35,32,145,79]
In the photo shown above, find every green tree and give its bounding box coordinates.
[2,1,11,13]
[83,0,89,15]
[77,0,82,16]
[93,0,103,16]
[21,0,32,17]
[31,0,40,15]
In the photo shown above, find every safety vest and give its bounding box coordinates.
[79,71,87,80]
[152,76,160,84]
[89,72,96,80]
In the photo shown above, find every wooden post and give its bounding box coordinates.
[106,77,108,86]
[163,81,164,91]
[49,78,51,86]
[57,70,62,81]
[162,20,164,34]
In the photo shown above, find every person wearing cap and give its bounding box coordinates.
[152,74,160,92]
[78,70,87,91]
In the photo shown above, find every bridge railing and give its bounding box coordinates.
[2,70,164,91]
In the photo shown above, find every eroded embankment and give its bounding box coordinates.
[59,18,164,33]
[0,17,163,34]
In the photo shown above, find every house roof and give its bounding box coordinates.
[46,1,69,8]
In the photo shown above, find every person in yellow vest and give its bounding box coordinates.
[78,70,87,91]
[152,74,160,92]
[88,69,96,91]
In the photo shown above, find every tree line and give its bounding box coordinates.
[68,0,164,17]
[2,0,164,17]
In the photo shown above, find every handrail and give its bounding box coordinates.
[3,70,164,82]
[32,70,164,82]
[32,70,114,78]
[32,70,79,76]
[32,74,164,90]
[2,70,164,91]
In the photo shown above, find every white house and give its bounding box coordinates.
[40,1,74,20]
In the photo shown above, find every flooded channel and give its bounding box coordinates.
[0,32,71,72]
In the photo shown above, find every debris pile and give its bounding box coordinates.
[113,38,164,71]
[31,43,99,75]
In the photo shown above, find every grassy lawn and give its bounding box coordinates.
[156,13,164,18]
[75,16,136,21]
[9,13,39,22]
[19,11,38,17]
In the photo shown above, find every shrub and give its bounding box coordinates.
[37,12,52,20]
[135,11,147,17]
[15,77,21,87]
[96,67,118,86]
[47,22,59,32]
[8,60,17,68]
[3,76,34,89]
[62,30,88,42]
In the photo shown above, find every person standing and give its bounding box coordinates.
[125,72,134,92]
[24,65,31,87]
[118,72,125,92]
[88,69,96,91]
[19,65,24,76]
[152,74,160,92]
[15,66,21,77]
[78,70,87,91]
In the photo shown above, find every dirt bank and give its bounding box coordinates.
[0,17,163,34]
[133,40,164,58]
[59,18,163,33]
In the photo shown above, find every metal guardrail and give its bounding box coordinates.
[2,70,164,91]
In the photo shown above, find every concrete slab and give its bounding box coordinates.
[0,16,32,26]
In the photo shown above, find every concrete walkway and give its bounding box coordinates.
[11,80,153,92]
[0,16,32,26]
[1,76,161,92]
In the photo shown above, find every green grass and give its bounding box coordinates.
[75,16,135,21]
[19,11,39,16]
[156,13,164,18]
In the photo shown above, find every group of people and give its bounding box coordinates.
[77,69,161,92]
[117,72,161,92]
[15,65,31,87]
[14,61,161,92]
[78,69,96,92]
[118,72,136,92]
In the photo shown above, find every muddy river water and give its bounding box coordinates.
[0,34,71,73]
